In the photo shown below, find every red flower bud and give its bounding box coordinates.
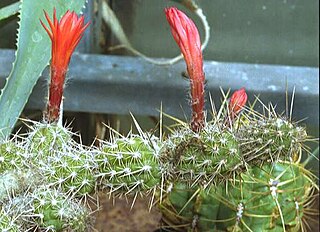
[165,7,205,132]
[41,9,89,123]
[229,88,247,115]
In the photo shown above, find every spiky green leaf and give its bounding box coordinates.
[0,2,20,22]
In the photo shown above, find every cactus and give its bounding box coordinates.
[1,100,316,232]
[215,161,316,232]
[0,169,40,203]
[159,182,221,231]
[157,109,318,232]
[25,122,97,197]
[96,132,162,196]
[157,7,318,231]
[0,87,318,232]
[32,187,91,231]
[0,208,20,232]
[161,124,242,187]
[0,4,99,224]
[238,116,307,164]
[0,139,26,173]
[27,122,73,156]
[0,122,95,231]
[1,186,91,231]
[0,3,318,231]
[40,148,97,197]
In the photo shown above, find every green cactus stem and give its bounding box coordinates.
[161,124,242,187]
[0,208,20,232]
[27,122,73,157]
[32,187,91,232]
[0,139,26,173]
[96,133,162,195]
[159,182,222,231]
[238,116,308,164]
[40,149,97,197]
[215,161,317,232]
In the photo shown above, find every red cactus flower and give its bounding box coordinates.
[41,9,89,123]
[165,7,205,132]
[229,88,247,116]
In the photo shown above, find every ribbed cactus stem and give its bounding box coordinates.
[0,209,20,231]
[96,133,162,196]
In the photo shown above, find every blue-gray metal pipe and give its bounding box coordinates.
[0,49,318,129]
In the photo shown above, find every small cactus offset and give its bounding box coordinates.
[27,122,73,156]
[1,184,92,231]
[0,138,27,173]
[25,122,98,198]
[31,187,91,231]
[238,115,308,164]
[0,122,95,231]
[0,169,40,203]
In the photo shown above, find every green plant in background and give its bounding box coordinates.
[0,2,318,232]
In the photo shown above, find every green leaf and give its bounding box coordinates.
[0,2,20,22]
[0,0,88,139]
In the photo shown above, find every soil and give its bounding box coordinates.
[93,194,161,232]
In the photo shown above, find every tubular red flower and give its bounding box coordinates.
[165,7,205,132]
[41,9,89,122]
[229,88,247,115]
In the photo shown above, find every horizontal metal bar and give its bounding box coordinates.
[0,49,319,128]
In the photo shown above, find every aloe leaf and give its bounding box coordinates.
[0,2,20,22]
[0,0,88,139]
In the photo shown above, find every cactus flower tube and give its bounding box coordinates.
[165,7,205,132]
[41,9,89,123]
[229,87,247,119]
